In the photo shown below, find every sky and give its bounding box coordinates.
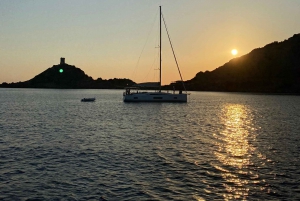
[1,0,300,85]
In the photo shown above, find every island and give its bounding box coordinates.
[0,58,135,89]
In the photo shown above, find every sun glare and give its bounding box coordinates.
[231,49,238,55]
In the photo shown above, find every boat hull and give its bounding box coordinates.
[123,92,187,102]
[81,98,95,102]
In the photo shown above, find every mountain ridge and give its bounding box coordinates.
[171,33,300,93]
[2,33,300,93]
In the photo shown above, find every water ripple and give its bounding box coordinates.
[0,89,300,200]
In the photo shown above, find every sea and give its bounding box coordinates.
[0,88,300,201]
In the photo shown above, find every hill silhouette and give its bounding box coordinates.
[2,34,300,93]
[0,58,135,89]
[176,33,300,93]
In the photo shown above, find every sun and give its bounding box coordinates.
[231,49,238,55]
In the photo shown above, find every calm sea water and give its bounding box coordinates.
[0,88,300,201]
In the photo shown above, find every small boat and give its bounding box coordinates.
[123,6,188,103]
[81,98,95,102]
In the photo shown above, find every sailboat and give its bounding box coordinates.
[123,6,188,102]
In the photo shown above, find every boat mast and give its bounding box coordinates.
[159,6,162,92]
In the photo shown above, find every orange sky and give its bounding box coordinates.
[1,0,300,85]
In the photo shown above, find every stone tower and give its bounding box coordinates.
[60,57,65,65]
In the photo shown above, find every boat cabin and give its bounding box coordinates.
[124,87,140,95]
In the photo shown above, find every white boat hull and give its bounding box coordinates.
[123,92,187,102]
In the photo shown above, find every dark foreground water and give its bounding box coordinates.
[0,89,300,201]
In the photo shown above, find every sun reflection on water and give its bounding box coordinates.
[214,104,257,200]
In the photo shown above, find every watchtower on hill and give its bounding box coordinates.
[60,57,65,65]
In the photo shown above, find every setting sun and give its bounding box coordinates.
[231,49,238,55]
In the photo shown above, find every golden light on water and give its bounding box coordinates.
[214,104,257,200]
